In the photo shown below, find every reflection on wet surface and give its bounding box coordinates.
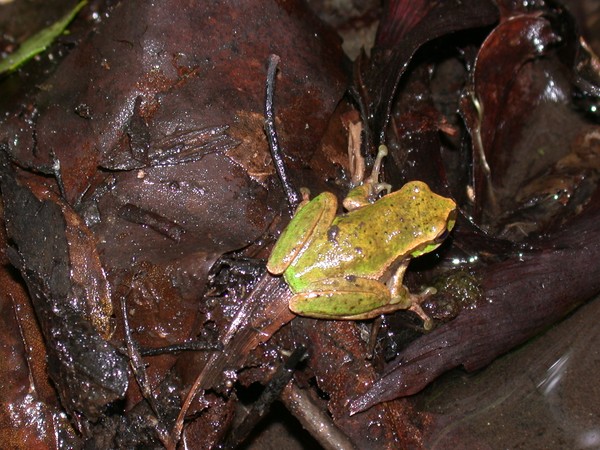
[420,295,600,449]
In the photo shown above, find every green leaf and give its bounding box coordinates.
[0,1,87,75]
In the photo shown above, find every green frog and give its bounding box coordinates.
[267,145,456,329]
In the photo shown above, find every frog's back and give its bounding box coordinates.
[287,181,454,282]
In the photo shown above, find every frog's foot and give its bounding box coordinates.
[364,145,392,197]
[389,283,436,330]
[342,145,392,210]
[372,181,392,197]
[406,287,436,331]
[297,187,312,209]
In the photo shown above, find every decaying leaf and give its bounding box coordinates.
[2,0,600,448]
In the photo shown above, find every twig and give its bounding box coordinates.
[264,54,301,212]
[120,292,170,447]
[219,346,307,449]
[281,382,358,450]
[168,275,294,449]
[137,340,222,356]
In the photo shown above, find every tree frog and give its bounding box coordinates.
[267,145,456,329]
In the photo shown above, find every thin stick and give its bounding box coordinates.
[219,346,306,449]
[264,54,301,211]
[281,383,358,450]
[121,292,170,447]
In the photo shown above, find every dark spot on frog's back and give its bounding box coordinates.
[327,224,340,243]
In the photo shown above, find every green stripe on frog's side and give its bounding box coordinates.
[267,147,456,327]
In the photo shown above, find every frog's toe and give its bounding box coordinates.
[407,288,437,330]
[409,303,433,330]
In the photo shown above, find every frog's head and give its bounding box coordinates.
[408,184,457,258]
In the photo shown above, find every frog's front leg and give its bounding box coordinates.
[387,262,435,330]
[289,277,408,320]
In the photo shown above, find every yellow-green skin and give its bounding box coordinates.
[267,180,456,325]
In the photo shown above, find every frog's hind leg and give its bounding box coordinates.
[343,145,392,210]
[289,277,402,320]
[367,145,392,196]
